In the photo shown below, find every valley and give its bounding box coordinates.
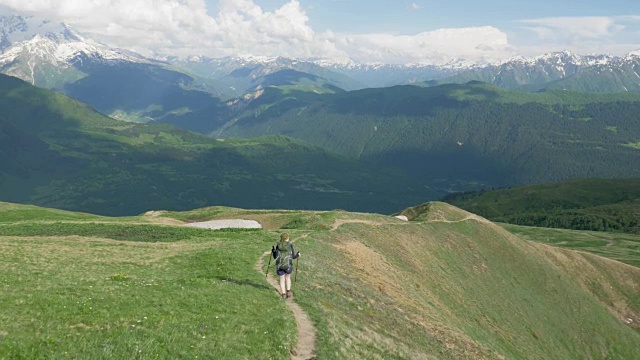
[1,4,640,359]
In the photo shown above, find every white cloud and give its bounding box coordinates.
[409,2,423,11]
[516,16,640,56]
[0,0,218,55]
[520,16,624,41]
[330,26,514,64]
[0,0,515,64]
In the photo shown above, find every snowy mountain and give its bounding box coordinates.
[165,54,477,93]
[427,50,640,92]
[538,52,640,93]
[0,11,452,96]
[0,12,151,88]
[311,60,468,88]
[167,55,368,94]
[2,6,640,124]
[0,11,233,128]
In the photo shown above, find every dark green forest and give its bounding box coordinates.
[217,82,640,192]
[3,74,640,218]
[443,178,640,234]
[0,74,434,216]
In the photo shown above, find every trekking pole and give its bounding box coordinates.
[265,248,273,278]
[294,257,299,284]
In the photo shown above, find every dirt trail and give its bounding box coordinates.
[426,214,489,224]
[256,235,317,360]
[330,219,395,231]
[329,215,485,231]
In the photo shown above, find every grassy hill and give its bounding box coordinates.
[217,82,640,195]
[499,223,640,267]
[1,201,639,359]
[443,178,640,234]
[0,73,435,216]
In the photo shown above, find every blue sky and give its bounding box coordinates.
[1,0,639,64]
[245,0,639,32]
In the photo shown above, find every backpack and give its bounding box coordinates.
[275,240,293,271]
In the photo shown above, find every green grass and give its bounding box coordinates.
[0,221,296,359]
[160,206,339,231]
[0,202,102,223]
[605,126,618,133]
[0,222,253,242]
[624,141,640,150]
[500,223,640,267]
[294,212,640,359]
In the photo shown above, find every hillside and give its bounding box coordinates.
[1,201,639,359]
[62,61,231,128]
[0,73,435,216]
[217,82,640,194]
[443,178,640,234]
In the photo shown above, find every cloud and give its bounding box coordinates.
[330,26,514,64]
[0,0,219,55]
[520,16,624,41]
[515,15,640,56]
[0,0,515,64]
[409,2,423,11]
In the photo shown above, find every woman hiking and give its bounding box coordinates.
[271,232,300,299]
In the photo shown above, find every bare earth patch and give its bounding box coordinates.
[186,219,262,230]
[333,239,423,309]
[142,211,188,226]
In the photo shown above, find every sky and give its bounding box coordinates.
[1,0,639,65]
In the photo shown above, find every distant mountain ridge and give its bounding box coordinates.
[5,8,640,97]
[429,50,640,93]
[2,5,640,128]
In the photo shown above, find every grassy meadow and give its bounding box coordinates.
[0,203,295,359]
[1,201,640,359]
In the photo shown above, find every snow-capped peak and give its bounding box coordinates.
[625,49,640,59]
[0,13,149,66]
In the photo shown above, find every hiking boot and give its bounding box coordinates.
[286,290,292,299]
[281,292,287,300]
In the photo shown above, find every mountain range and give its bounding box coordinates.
[2,10,640,101]
[427,50,640,93]
[2,10,640,216]
[2,10,640,144]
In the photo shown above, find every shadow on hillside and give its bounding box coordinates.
[328,82,499,117]
[213,276,272,291]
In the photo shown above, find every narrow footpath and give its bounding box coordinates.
[257,249,317,360]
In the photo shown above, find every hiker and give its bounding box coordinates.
[271,232,300,299]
